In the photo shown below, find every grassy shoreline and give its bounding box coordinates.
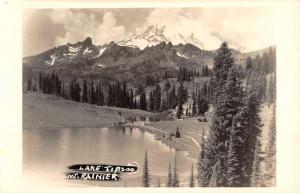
[123,119,209,160]
[23,92,153,129]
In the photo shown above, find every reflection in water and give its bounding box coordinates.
[23,127,194,187]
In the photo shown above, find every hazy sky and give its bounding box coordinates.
[23,8,277,56]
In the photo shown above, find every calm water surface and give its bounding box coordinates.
[23,126,195,187]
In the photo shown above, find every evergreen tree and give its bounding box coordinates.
[197,95,209,116]
[160,98,167,112]
[167,163,172,187]
[153,84,161,112]
[198,42,242,187]
[134,98,137,109]
[189,163,194,187]
[73,78,81,102]
[38,71,43,91]
[107,84,113,106]
[227,111,247,186]
[82,80,88,103]
[176,83,185,119]
[129,89,134,109]
[192,94,197,116]
[215,66,243,186]
[177,83,188,104]
[61,82,66,99]
[246,56,253,71]
[268,75,276,106]
[140,90,147,111]
[32,82,37,92]
[251,141,262,187]
[262,52,270,75]
[165,79,171,90]
[209,160,219,187]
[56,75,61,96]
[254,54,262,71]
[90,81,96,104]
[114,81,121,106]
[69,79,74,100]
[172,155,179,187]
[227,76,262,186]
[175,126,181,138]
[176,98,183,119]
[170,85,177,109]
[149,91,154,111]
[211,41,234,104]
[197,140,212,186]
[142,150,150,187]
[27,77,32,91]
[120,80,127,108]
[96,83,104,106]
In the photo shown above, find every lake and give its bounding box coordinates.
[23,126,196,187]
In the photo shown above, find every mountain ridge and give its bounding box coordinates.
[23,36,274,86]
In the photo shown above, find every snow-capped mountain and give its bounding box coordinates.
[23,37,102,68]
[117,15,245,51]
[23,33,270,86]
[117,25,169,49]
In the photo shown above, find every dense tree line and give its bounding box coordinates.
[34,72,139,110]
[146,82,189,115]
[28,63,211,117]
[148,84,161,112]
[38,71,62,96]
[245,47,276,105]
[201,65,212,77]
[27,77,37,92]
[177,67,199,82]
[190,89,209,117]
[107,81,134,109]
[145,74,160,86]
[197,42,264,187]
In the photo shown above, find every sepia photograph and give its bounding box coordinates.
[21,7,277,188]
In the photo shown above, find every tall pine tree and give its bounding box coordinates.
[172,155,179,187]
[198,42,245,187]
[142,150,150,187]
[189,163,194,187]
[82,80,88,103]
[167,163,172,187]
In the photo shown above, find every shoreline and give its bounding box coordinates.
[24,92,204,161]
[123,123,200,161]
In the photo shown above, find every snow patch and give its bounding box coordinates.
[119,38,160,49]
[95,47,107,58]
[176,52,188,59]
[83,47,93,54]
[67,53,76,56]
[50,55,56,66]
[68,45,81,53]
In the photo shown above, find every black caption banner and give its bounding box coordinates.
[65,163,138,181]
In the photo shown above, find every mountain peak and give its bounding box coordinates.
[117,16,247,51]
[82,37,93,46]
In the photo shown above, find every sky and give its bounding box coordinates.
[23,8,277,56]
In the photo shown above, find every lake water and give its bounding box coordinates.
[23,126,195,187]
